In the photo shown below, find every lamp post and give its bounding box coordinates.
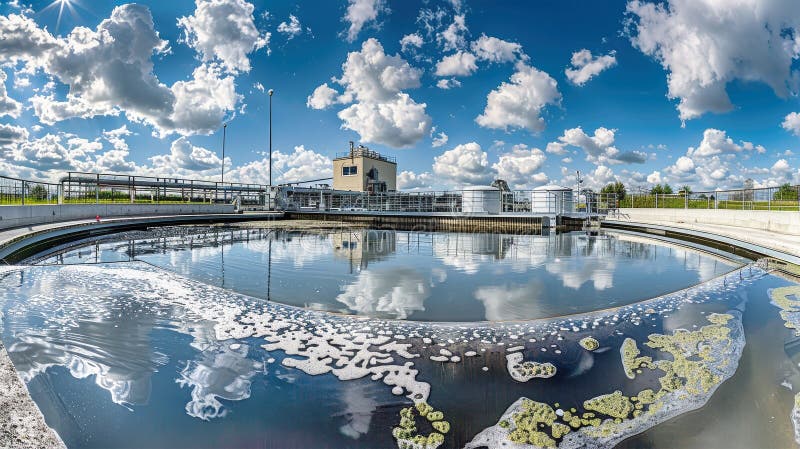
[268,89,274,187]
[221,123,227,183]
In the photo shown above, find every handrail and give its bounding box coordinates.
[0,174,60,186]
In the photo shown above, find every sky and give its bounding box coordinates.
[1,0,799,192]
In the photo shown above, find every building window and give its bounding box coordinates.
[342,166,358,176]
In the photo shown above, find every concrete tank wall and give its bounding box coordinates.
[0,204,236,230]
[617,208,800,235]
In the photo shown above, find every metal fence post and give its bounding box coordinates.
[21,180,25,205]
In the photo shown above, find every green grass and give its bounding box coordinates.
[618,196,800,211]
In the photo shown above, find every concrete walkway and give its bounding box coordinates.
[0,212,283,262]
[605,215,800,265]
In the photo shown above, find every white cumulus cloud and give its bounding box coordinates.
[554,126,646,165]
[1,5,242,138]
[228,145,332,185]
[306,83,340,110]
[626,0,800,121]
[436,78,461,90]
[178,0,269,73]
[308,38,431,148]
[433,142,494,186]
[0,71,22,118]
[475,62,561,134]
[432,130,448,147]
[150,136,224,174]
[400,33,423,53]
[434,51,477,77]
[492,144,548,189]
[565,49,617,86]
[470,34,526,63]
[343,0,388,42]
[782,112,800,136]
[397,170,434,190]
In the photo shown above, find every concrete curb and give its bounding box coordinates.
[0,340,65,449]
[602,220,800,266]
[0,212,283,263]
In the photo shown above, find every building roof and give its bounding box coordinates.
[334,147,396,164]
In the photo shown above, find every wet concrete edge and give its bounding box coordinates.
[0,341,65,449]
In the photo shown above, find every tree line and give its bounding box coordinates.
[599,181,798,201]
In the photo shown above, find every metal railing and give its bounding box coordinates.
[8,170,793,215]
[620,185,800,211]
[275,186,620,215]
[0,175,62,205]
[60,172,269,207]
[0,173,271,208]
[334,147,396,163]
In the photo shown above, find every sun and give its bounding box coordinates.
[39,0,82,33]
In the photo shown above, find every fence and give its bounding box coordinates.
[275,186,620,215]
[5,170,797,214]
[0,173,271,208]
[620,185,800,211]
[61,172,270,207]
[0,175,62,205]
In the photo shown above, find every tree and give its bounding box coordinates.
[601,181,626,201]
[679,185,692,195]
[774,183,798,201]
[650,183,673,195]
[743,178,755,201]
[28,184,48,199]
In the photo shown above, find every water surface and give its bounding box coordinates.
[33,227,738,321]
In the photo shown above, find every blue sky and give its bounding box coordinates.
[1,0,799,192]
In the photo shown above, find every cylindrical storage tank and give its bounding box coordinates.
[462,186,501,214]
[531,185,573,214]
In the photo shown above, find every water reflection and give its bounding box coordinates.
[336,267,431,319]
[32,227,738,322]
[337,382,381,440]
[5,290,168,407]
[176,341,261,420]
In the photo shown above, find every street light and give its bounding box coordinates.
[221,122,227,183]
[268,89,274,187]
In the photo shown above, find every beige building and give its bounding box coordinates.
[333,144,397,192]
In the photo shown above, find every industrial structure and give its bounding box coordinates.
[333,142,397,193]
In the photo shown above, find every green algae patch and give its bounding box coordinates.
[583,391,633,419]
[465,312,745,449]
[644,315,733,395]
[551,422,571,439]
[620,338,653,379]
[506,352,557,382]
[578,337,600,351]
[392,402,450,449]
[768,286,800,445]
[769,286,800,334]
